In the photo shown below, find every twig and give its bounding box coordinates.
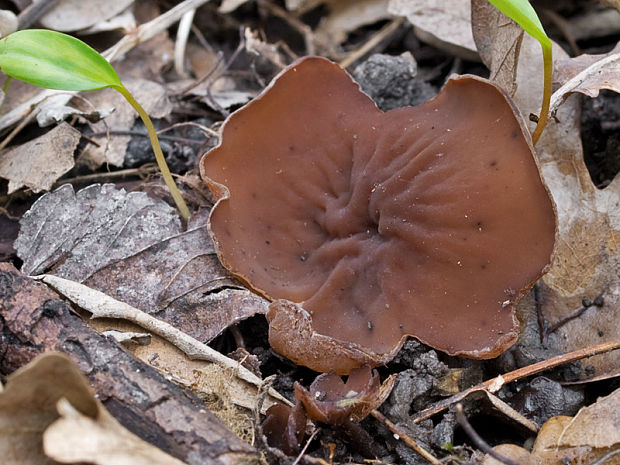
[411,339,620,423]
[174,9,196,78]
[258,0,316,56]
[541,9,581,55]
[455,404,520,465]
[54,165,160,186]
[545,292,605,340]
[89,129,206,145]
[586,448,620,465]
[34,273,293,407]
[158,121,220,139]
[291,428,320,465]
[17,0,60,29]
[339,17,404,69]
[370,410,441,465]
[549,52,620,117]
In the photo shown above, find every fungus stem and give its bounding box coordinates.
[115,85,191,221]
[531,43,552,145]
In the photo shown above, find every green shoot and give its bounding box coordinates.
[0,29,190,220]
[487,0,552,145]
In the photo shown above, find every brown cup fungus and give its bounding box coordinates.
[200,57,556,374]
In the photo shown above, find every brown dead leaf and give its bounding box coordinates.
[559,389,620,448]
[0,122,79,194]
[219,0,250,13]
[471,0,524,96]
[550,50,620,115]
[79,78,172,168]
[484,389,620,464]
[482,444,533,465]
[316,0,391,46]
[0,351,187,465]
[0,352,97,465]
[44,398,187,465]
[554,43,620,84]
[512,35,620,375]
[388,0,479,61]
[39,0,134,32]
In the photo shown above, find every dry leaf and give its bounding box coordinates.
[15,183,181,279]
[219,0,250,13]
[484,389,620,464]
[44,398,187,465]
[0,352,97,465]
[16,184,268,345]
[34,272,290,408]
[284,0,323,12]
[471,0,524,96]
[388,0,479,61]
[79,8,137,34]
[80,78,172,168]
[511,34,620,375]
[550,51,620,115]
[554,43,620,84]
[0,352,187,465]
[559,389,620,448]
[0,122,79,194]
[316,0,392,46]
[39,0,134,32]
[482,444,533,465]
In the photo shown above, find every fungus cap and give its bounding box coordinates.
[201,57,556,374]
[294,366,392,425]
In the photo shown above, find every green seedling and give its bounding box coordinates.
[0,29,191,220]
[487,0,552,144]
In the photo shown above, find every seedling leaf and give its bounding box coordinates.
[487,0,552,144]
[0,29,121,91]
[0,29,190,221]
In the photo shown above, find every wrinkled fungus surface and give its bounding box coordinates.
[201,57,556,373]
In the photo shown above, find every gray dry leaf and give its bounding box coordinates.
[16,183,181,279]
[513,35,619,374]
[471,0,524,96]
[0,122,79,194]
[388,0,479,61]
[39,0,134,32]
[37,94,115,127]
[16,183,268,344]
[80,78,172,168]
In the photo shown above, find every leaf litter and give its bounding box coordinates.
[0,352,187,465]
[2,0,620,463]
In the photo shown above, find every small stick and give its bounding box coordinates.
[586,448,620,465]
[89,130,206,145]
[54,165,160,186]
[291,428,320,465]
[455,404,520,465]
[339,17,404,69]
[545,293,605,339]
[17,0,60,29]
[370,410,441,465]
[411,339,620,423]
[258,0,316,56]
